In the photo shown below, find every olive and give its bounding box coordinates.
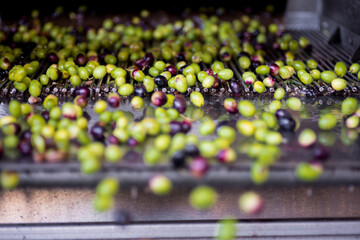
[154,75,168,88]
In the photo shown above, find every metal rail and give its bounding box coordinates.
[1,220,360,239]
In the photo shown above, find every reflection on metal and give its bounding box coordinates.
[1,220,360,239]
[1,185,359,224]
[284,0,322,30]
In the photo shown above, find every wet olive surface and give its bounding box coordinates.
[0,94,359,175]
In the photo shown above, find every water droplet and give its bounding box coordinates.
[306,188,313,197]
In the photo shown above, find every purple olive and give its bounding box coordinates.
[272,42,281,50]
[184,144,200,157]
[251,55,263,64]
[278,117,296,131]
[238,51,250,58]
[251,60,262,70]
[212,74,221,88]
[169,120,183,136]
[62,103,77,120]
[217,148,236,163]
[313,144,329,161]
[88,55,98,62]
[221,52,231,61]
[74,95,88,108]
[154,75,168,88]
[181,120,192,133]
[107,135,120,145]
[224,98,238,114]
[229,80,241,95]
[76,53,87,66]
[74,86,90,97]
[18,139,32,155]
[48,52,59,64]
[127,137,139,147]
[164,65,177,76]
[90,123,106,141]
[178,65,187,74]
[134,85,146,98]
[176,52,186,62]
[20,130,32,141]
[189,156,209,178]
[255,43,264,50]
[275,109,292,119]
[144,52,154,66]
[204,68,214,76]
[269,63,280,76]
[41,111,50,121]
[107,93,120,108]
[173,94,187,113]
[171,150,186,169]
[134,58,146,69]
[151,91,167,106]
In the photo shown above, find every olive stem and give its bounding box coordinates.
[104,75,111,93]
[0,78,10,89]
[2,80,13,95]
[96,77,104,93]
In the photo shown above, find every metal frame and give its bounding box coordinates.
[285,0,360,61]
[1,3,360,239]
[1,220,360,239]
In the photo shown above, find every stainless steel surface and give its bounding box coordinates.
[2,161,360,187]
[321,0,360,36]
[1,184,359,224]
[1,220,360,240]
[284,0,322,30]
[285,0,360,61]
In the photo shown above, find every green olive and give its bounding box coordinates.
[237,119,255,136]
[334,61,347,77]
[306,59,318,70]
[253,81,265,93]
[218,69,234,80]
[1,171,20,190]
[190,91,204,107]
[296,162,322,182]
[341,97,358,116]
[320,70,337,84]
[202,75,215,88]
[199,119,216,136]
[318,113,337,130]
[189,185,218,210]
[331,78,347,91]
[255,65,270,75]
[274,87,285,100]
[149,174,172,195]
[93,65,107,79]
[96,177,119,196]
[238,100,256,118]
[174,74,188,93]
[287,97,302,111]
[279,66,291,79]
[238,56,251,69]
[118,83,134,96]
[9,100,22,118]
[349,63,360,74]
[310,69,321,80]
[299,72,313,85]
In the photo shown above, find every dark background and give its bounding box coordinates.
[0,0,287,22]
